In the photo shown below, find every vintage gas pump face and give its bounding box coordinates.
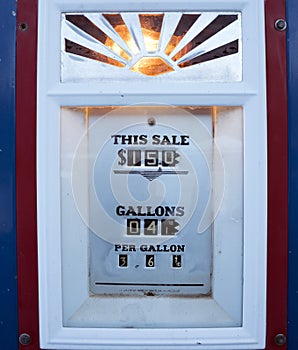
[37,2,267,349]
[87,108,212,296]
[63,106,223,296]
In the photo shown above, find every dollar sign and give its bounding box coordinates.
[118,149,126,166]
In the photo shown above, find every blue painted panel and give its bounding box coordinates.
[287,0,298,348]
[0,1,18,350]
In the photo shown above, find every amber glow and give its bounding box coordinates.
[130,57,174,76]
[164,35,184,56]
[106,25,139,56]
[212,106,217,138]
[139,14,164,53]
[141,28,160,52]
[104,25,176,76]
[104,26,164,57]
[104,36,131,61]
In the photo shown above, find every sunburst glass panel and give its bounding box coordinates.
[62,12,241,80]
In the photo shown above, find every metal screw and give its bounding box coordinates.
[274,334,287,346]
[275,19,287,32]
[19,333,32,346]
[148,117,156,126]
[18,22,29,32]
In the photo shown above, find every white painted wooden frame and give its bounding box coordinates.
[37,0,267,349]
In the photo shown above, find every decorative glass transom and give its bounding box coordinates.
[61,12,242,81]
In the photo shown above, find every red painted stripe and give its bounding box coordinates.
[265,0,288,349]
[16,1,40,349]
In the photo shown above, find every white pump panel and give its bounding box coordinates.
[37,0,267,349]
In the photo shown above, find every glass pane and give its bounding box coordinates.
[61,12,242,82]
[60,106,243,327]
